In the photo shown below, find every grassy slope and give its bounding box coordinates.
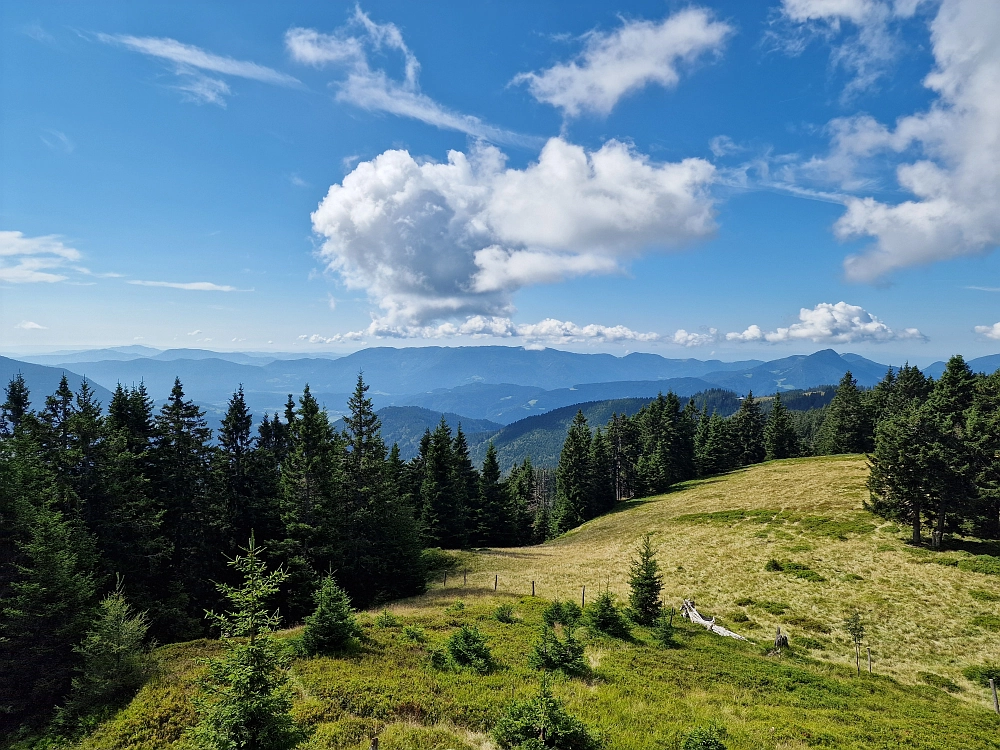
[74,456,1000,750]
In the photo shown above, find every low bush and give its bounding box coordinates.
[495,603,517,623]
[918,672,961,693]
[654,609,679,648]
[529,626,588,676]
[959,555,1000,576]
[971,615,1000,632]
[374,610,401,628]
[402,625,426,643]
[492,679,602,750]
[764,559,825,582]
[755,601,789,615]
[543,600,582,628]
[784,615,831,634]
[970,589,1000,602]
[682,725,727,750]
[963,663,1000,687]
[585,592,630,639]
[447,625,494,674]
[302,577,360,656]
[734,597,754,607]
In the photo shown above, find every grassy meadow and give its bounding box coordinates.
[63,456,1000,750]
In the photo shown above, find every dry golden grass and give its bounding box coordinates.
[409,455,1000,701]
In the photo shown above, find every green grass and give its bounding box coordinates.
[959,556,1000,576]
[50,456,1000,750]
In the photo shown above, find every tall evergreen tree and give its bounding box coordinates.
[588,428,616,516]
[420,418,464,548]
[1,373,31,434]
[731,391,765,467]
[627,534,663,625]
[814,372,872,455]
[473,443,509,546]
[764,393,800,460]
[552,411,592,535]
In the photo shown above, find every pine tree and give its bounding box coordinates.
[814,372,872,455]
[627,534,662,625]
[218,386,261,547]
[450,425,477,539]
[1,373,31,434]
[61,583,152,722]
[474,443,509,546]
[192,538,301,750]
[588,428,616,516]
[731,391,765,467]
[552,411,592,535]
[301,576,360,655]
[764,393,800,460]
[696,412,734,476]
[420,419,464,548]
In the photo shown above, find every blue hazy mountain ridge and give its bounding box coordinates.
[0,356,114,406]
[696,349,893,395]
[396,378,716,424]
[922,353,1000,380]
[332,406,503,461]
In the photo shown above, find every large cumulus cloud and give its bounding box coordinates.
[311,137,716,326]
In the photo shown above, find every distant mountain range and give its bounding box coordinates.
[3,346,999,438]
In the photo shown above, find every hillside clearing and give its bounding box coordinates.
[65,456,1000,750]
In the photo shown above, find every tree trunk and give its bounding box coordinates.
[911,499,921,546]
[933,496,946,549]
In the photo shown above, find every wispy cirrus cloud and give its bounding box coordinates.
[15,320,47,330]
[0,231,81,283]
[514,7,733,118]
[128,280,249,292]
[285,8,535,146]
[97,33,300,106]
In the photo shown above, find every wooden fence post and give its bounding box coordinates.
[464,571,467,586]
[494,574,498,591]
[991,678,999,714]
[532,580,535,597]
[581,586,586,609]
[443,572,447,586]
[867,647,872,674]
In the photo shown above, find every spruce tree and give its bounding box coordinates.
[474,443,509,546]
[627,533,662,625]
[420,418,464,548]
[1,373,31,434]
[588,428,616,516]
[764,393,800,460]
[192,538,301,750]
[301,575,360,655]
[731,391,765,467]
[552,411,592,535]
[814,372,872,455]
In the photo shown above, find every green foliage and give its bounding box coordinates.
[627,534,662,626]
[755,601,789,615]
[492,678,602,750]
[653,608,679,648]
[970,614,1000,631]
[918,672,961,693]
[958,555,1000,575]
[61,584,153,723]
[962,662,1000,687]
[542,601,582,628]
[528,626,588,675]
[970,589,1000,602]
[763,559,826,582]
[584,591,630,639]
[682,725,727,750]
[191,538,301,750]
[401,624,425,643]
[301,576,360,656]
[764,393,801,460]
[494,603,517,623]
[373,610,401,628]
[446,625,494,674]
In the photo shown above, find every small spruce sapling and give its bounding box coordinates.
[654,607,678,648]
[492,676,601,750]
[529,626,588,676]
[844,610,866,677]
[191,537,301,750]
[627,534,663,625]
[447,625,494,673]
[585,591,630,639]
[302,575,360,655]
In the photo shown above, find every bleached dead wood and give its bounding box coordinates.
[680,599,747,641]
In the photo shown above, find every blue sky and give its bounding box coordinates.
[2,0,998,365]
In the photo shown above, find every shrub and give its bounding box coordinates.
[374,610,401,628]
[60,585,153,723]
[447,625,494,673]
[585,591,630,639]
[756,601,789,615]
[627,534,663,625]
[543,600,582,628]
[683,725,727,750]
[492,678,601,750]
[970,589,1000,602]
[654,608,678,648]
[919,672,961,692]
[971,615,1000,632]
[764,558,784,572]
[301,576,360,655]
[734,597,754,607]
[959,555,1000,576]
[402,625,426,643]
[963,663,1000,687]
[729,611,750,623]
[529,626,587,675]
[765,559,825,582]
[445,600,466,613]
[495,603,517,623]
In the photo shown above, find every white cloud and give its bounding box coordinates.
[128,280,246,291]
[311,138,716,326]
[286,9,532,146]
[98,33,300,106]
[187,329,202,336]
[771,0,912,97]
[672,328,719,347]
[514,7,733,117]
[708,136,741,158]
[311,315,661,344]
[974,323,1000,340]
[40,129,74,153]
[0,230,81,283]
[15,320,47,330]
[831,0,1000,281]
[725,301,926,343]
